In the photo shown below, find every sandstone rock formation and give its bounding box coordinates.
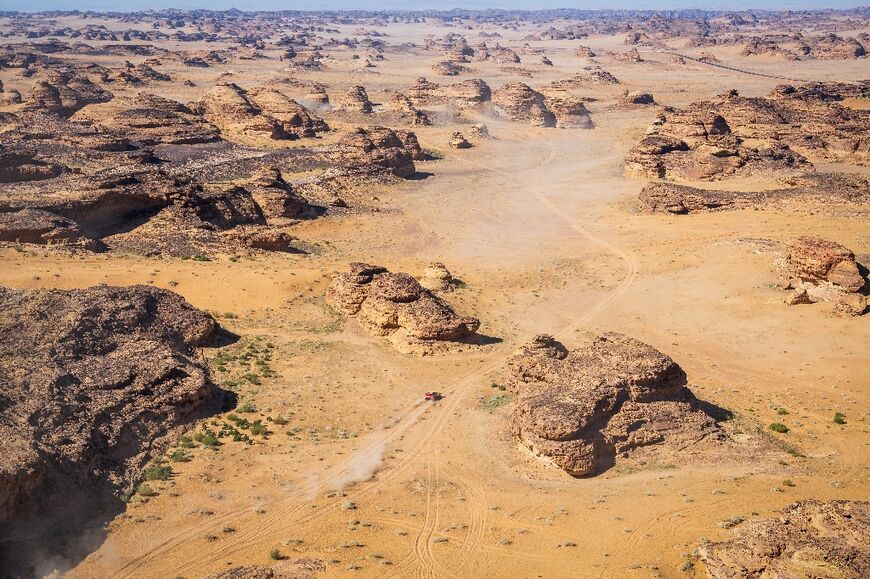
[0,284,217,570]
[432,60,468,76]
[0,208,100,250]
[785,237,865,293]
[698,500,870,578]
[247,87,329,138]
[544,93,594,128]
[390,93,432,126]
[333,85,373,113]
[576,45,596,57]
[420,262,455,292]
[326,263,480,347]
[332,127,417,177]
[779,237,867,315]
[627,84,869,179]
[23,70,113,117]
[638,173,870,214]
[507,333,724,476]
[0,144,65,182]
[75,92,220,145]
[244,166,319,220]
[492,83,556,127]
[197,82,286,140]
[406,77,492,109]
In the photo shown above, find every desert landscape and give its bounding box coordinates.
[0,6,868,579]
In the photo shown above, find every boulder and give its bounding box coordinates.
[449,132,472,149]
[785,236,865,292]
[421,262,455,292]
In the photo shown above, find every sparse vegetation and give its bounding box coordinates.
[833,412,846,424]
[769,423,789,433]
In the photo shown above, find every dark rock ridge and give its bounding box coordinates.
[0,284,218,575]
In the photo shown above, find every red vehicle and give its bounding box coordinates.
[424,391,443,401]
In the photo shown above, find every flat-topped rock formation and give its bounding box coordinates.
[507,333,725,476]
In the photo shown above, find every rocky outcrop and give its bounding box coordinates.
[440,78,492,108]
[741,39,799,60]
[420,262,455,292]
[544,93,594,129]
[507,333,724,476]
[698,500,870,578]
[326,263,480,347]
[777,237,867,316]
[808,34,866,59]
[75,93,220,145]
[638,173,870,214]
[627,84,870,178]
[333,85,373,113]
[332,127,417,178]
[618,91,656,106]
[247,87,329,138]
[0,144,65,182]
[432,61,468,76]
[492,83,555,127]
[244,166,318,220]
[0,208,100,250]
[197,82,286,141]
[0,284,217,571]
[576,45,596,58]
[406,77,492,109]
[390,93,432,126]
[449,132,472,149]
[785,237,865,292]
[23,70,113,117]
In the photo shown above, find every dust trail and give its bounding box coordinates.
[299,401,428,499]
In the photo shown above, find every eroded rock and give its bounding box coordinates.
[507,333,724,476]
[326,263,480,348]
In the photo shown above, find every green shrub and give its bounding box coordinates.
[833,412,846,425]
[769,423,789,433]
[270,548,283,561]
[137,484,157,497]
[171,450,191,463]
[144,464,173,481]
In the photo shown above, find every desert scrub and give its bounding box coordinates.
[481,394,512,410]
[833,412,846,425]
[194,429,221,449]
[270,548,284,560]
[171,450,191,463]
[719,515,744,529]
[144,461,173,481]
[769,423,789,433]
[137,484,157,497]
[249,420,269,437]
